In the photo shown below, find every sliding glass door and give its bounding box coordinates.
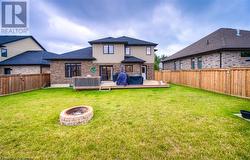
[100,66,113,81]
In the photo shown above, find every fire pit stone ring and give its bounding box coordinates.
[60,106,93,126]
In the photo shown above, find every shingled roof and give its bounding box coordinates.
[0,50,56,66]
[89,36,157,46]
[121,56,145,63]
[44,47,96,60]
[0,35,46,50]
[162,28,250,62]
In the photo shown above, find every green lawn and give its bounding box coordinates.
[0,85,250,159]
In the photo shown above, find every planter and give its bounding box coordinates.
[240,110,250,119]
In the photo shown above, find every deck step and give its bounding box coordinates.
[99,86,111,91]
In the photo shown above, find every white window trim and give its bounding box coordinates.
[125,47,131,55]
[146,47,151,55]
[103,45,114,54]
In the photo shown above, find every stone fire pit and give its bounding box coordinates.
[60,106,93,126]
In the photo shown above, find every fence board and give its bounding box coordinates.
[155,68,250,98]
[0,73,50,96]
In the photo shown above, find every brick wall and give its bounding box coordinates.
[50,61,98,85]
[202,52,220,68]
[50,61,155,85]
[145,63,154,80]
[163,51,250,70]
[222,51,250,68]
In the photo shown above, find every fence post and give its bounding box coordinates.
[40,74,43,88]
[199,70,202,88]
[245,69,247,97]
[227,69,231,95]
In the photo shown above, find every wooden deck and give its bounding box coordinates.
[74,80,169,90]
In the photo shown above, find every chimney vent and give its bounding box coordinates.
[236,29,241,36]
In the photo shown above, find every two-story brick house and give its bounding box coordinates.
[162,28,250,70]
[0,36,56,74]
[45,36,157,87]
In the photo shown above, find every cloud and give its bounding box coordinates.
[29,0,250,57]
[30,0,98,53]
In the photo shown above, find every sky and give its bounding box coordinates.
[28,0,250,56]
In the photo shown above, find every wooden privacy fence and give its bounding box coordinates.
[0,73,50,96]
[155,68,250,98]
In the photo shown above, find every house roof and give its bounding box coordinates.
[121,56,145,63]
[0,35,46,50]
[44,47,96,60]
[89,36,157,46]
[0,50,56,66]
[162,28,250,62]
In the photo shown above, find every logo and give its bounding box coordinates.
[1,0,29,34]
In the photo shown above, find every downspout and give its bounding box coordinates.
[219,52,222,68]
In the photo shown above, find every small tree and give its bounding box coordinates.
[154,54,160,70]
[154,54,167,70]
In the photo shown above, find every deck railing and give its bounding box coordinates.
[155,68,250,98]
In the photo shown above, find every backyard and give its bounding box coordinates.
[0,85,250,159]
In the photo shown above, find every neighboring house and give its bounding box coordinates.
[0,51,56,74]
[45,36,157,86]
[162,28,250,70]
[0,36,55,75]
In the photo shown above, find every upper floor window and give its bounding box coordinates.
[125,47,130,55]
[191,58,195,69]
[65,63,81,78]
[241,51,250,57]
[1,49,7,57]
[103,45,114,54]
[197,57,202,69]
[146,47,151,55]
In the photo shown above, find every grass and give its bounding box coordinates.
[0,85,250,159]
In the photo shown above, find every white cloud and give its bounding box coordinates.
[165,44,187,56]
[31,0,98,53]
[46,41,84,54]
[151,2,215,56]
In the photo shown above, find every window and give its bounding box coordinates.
[103,45,114,54]
[179,61,183,70]
[4,68,11,75]
[146,47,151,55]
[1,49,7,57]
[65,63,81,78]
[125,47,130,55]
[125,65,133,72]
[197,57,202,69]
[191,58,195,69]
[241,51,250,57]
[174,61,177,70]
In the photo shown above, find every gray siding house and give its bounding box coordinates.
[162,28,250,70]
